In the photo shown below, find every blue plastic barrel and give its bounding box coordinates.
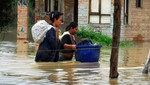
[75,41,102,62]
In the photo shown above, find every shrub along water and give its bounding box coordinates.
[76,26,135,47]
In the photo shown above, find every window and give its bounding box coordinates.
[44,0,64,22]
[44,0,64,13]
[89,0,111,24]
[57,0,64,14]
[136,0,141,8]
[124,0,128,24]
[45,0,51,12]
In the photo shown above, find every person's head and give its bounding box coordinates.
[49,11,63,27]
[66,22,78,35]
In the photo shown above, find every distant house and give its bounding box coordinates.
[35,0,150,41]
[123,0,150,41]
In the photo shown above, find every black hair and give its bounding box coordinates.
[66,22,78,31]
[49,11,63,23]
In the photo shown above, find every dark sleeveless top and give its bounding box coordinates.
[60,34,76,53]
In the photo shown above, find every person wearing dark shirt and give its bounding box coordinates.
[35,11,63,62]
[59,22,78,61]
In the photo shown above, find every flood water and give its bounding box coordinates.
[0,40,150,85]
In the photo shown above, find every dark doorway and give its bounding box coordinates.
[74,0,78,23]
[124,0,128,24]
[54,0,58,11]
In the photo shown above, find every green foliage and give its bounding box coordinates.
[0,0,35,30]
[76,26,135,47]
[0,0,17,29]
[77,26,112,46]
[28,24,34,29]
[29,0,35,25]
[120,41,135,47]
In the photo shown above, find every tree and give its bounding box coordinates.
[109,0,122,78]
[0,0,17,31]
[29,0,35,25]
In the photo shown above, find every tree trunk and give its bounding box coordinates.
[109,0,122,78]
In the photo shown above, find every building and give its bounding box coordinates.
[123,0,150,41]
[35,0,78,32]
[35,0,150,41]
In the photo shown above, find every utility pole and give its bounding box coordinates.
[109,0,122,78]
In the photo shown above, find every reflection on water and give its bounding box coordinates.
[119,42,150,67]
[35,62,101,84]
[17,40,29,56]
[0,41,150,84]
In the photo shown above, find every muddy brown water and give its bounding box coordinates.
[0,41,150,85]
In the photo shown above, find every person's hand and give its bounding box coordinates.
[72,45,76,49]
[72,45,77,52]
[74,49,77,52]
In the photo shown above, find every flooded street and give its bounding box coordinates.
[0,40,150,85]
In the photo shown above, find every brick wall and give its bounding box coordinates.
[78,0,150,41]
[78,0,89,26]
[124,0,150,41]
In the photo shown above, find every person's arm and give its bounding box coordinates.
[64,44,76,49]
[61,35,76,50]
[64,44,77,52]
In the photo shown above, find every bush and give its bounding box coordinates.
[77,26,112,46]
[76,26,135,47]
